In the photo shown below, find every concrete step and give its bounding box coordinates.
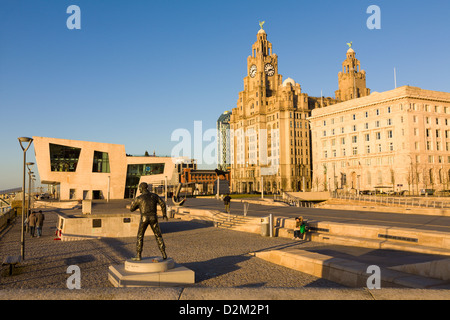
[252,248,450,289]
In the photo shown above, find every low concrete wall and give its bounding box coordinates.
[0,209,16,231]
[274,217,450,255]
[35,200,81,210]
[57,213,142,241]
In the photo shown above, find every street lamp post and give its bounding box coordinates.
[18,137,33,260]
[26,162,34,225]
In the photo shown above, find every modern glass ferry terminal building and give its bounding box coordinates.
[33,137,195,200]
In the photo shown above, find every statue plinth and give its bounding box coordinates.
[108,256,195,288]
[124,257,174,273]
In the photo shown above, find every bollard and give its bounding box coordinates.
[269,214,273,237]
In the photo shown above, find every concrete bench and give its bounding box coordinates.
[2,255,22,276]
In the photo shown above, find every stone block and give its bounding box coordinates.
[108,257,195,288]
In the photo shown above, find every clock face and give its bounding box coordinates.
[265,63,275,76]
[249,65,257,78]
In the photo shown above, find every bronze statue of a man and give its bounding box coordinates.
[130,182,168,261]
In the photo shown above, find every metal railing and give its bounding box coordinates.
[274,193,315,208]
[332,192,450,209]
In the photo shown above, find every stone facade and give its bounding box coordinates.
[229,26,340,193]
[309,86,450,194]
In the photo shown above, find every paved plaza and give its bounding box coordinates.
[1,199,450,301]
[0,208,345,290]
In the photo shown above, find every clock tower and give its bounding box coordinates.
[230,24,312,194]
[245,26,282,100]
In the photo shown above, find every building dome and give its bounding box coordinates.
[282,77,296,87]
[347,48,355,54]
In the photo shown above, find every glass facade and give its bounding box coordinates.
[124,163,165,198]
[92,151,110,173]
[49,143,81,172]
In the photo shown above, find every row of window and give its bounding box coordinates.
[322,104,450,128]
[322,120,394,137]
[324,143,395,159]
[50,144,110,173]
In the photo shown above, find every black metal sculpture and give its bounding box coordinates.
[172,183,186,206]
[130,182,168,261]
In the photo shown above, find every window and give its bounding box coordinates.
[365,111,369,118]
[352,147,358,155]
[387,119,392,126]
[125,163,165,198]
[387,130,393,139]
[49,143,81,172]
[366,145,371,154]
[365,134,370,142]
[389,142,394,151]
[375,120,380,128]
[387,106,391,113]
[353,125,357,132]
[364,123,369,129]
[92,151,110,173]
[352,136,358,143]
[376,132,381,140]
[352,114,356,120]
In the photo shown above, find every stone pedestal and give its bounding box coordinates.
[108,256,195,287]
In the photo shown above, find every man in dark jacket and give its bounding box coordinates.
[130,182,168,261]
[223,194,231,213]
[36,210,45,238]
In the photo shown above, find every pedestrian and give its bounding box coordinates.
[36,210,45,238]
[223,194,232,214]
[293,216,303,240]
[28,211,37,237]
[299,217,308,240]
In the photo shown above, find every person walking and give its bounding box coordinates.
[36,210,45,238]
[223,194,232,214]
[28,211,37,237]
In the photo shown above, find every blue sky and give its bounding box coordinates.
[1,0,449,190]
